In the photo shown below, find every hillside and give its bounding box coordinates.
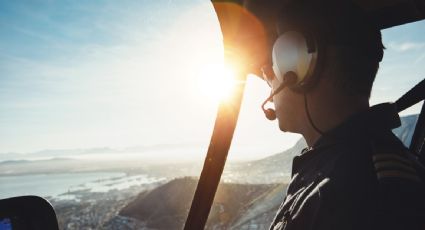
[223,138,306,184]
[119,177,281,230]
[229,183,287,229]
[393,114,419,146]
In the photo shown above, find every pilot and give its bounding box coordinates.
[260,0,425,229]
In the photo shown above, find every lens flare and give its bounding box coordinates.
[198,64,236,103]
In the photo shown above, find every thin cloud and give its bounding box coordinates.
[388,41,425,52]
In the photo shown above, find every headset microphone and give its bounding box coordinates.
[262,72,298,120]
[261,92,278,121]
[264,107,277,120]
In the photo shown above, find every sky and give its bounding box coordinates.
[0,0,424,161]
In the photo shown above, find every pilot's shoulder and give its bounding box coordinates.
[371,149,425,222]
[371,150,424,185]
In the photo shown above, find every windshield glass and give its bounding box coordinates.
[0,1,423,229]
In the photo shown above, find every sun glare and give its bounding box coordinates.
[198,64,237,103]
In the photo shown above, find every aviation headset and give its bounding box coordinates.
[271,30,322,91]
[261,30,324,122]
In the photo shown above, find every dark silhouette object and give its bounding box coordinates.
[0,196,59,230]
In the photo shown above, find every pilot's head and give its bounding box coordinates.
[263,0,385,135]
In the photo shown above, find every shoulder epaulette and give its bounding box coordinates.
[372,153,422,183]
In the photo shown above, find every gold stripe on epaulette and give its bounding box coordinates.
[374,160,416,173]
[372,154,412,165]
[376,170,421,182]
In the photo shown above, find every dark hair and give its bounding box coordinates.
[277,0,385,98]
[324,45,383,98]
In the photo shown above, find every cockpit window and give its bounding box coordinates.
[0,1,423,229]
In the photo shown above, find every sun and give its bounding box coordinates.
[198,63,237,103]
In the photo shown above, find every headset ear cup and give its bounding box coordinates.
[272,34,298,83]
[296,34,311,82]
[293,32,318,91]
[272,31,319,92]
[286,32,321,93]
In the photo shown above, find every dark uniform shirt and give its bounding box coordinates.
[270,103,425,230]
